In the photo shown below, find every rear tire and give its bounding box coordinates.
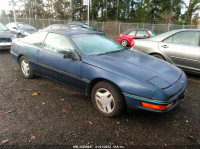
[91,81,125,117]
[19,56,35,79]
[151,54,165,61]
[121,39,128,47]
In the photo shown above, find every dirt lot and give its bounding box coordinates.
[0,50,200,148]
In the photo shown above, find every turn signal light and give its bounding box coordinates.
[11,42,13,50]
[142,102,167,111]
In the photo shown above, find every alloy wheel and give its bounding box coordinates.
[95,88,115,114]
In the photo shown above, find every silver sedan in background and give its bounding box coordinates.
[131,29,200,74]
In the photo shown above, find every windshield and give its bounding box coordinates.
[71,34,124,56]
[82,25,98,31]
[149,30,156,36]
[17,23,36,30]
[69,24,98,31]
[0,23,8,31]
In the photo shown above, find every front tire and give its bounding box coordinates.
[91,81,125,117]
[19,56,34,79]
[17,34,23,38]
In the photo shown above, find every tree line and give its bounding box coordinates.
[1,0,200,25]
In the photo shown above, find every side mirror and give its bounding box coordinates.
[13,27,18,30]
[63,51,73,59]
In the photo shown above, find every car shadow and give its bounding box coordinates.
[115,105,184,124]
[185,72,200,80]
[0,49,10,54]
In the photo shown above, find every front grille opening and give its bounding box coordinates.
[0,38,11,42]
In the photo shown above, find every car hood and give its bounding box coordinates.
[85,50,182,89]
[0,30,15,38]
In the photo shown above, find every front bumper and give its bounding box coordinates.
[123,73,187,113]
[0,42,11,50]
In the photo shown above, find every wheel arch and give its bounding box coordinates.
[18,54,24,63]
[149,52,166,60]
[86,78,124,98]
[87,78,127,111]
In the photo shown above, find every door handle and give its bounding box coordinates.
[161,45,169,48]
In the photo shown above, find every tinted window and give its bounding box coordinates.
[22,32,48,46]
[164,31,200,46]
[43,33,74,54]
[128,30,136,36]
[136,31,147,37]
[52,25,61,29]
[71,34,124,56]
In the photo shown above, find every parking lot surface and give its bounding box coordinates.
[0,50,200,147]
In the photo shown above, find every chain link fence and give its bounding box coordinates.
[90,22,199,40]
[0,17,198,40]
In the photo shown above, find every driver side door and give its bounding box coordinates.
[37,32,82,89]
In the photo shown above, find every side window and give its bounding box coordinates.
[43,33,74,54]
[52,25,61,29]
[22,32,48,46]
[136,31,147,37]
[164,32,200,46]
[172,32,183,44]
[180,32,199,46]
[164,36,173,43]
[62,26,69,29]
[128,30,136,36]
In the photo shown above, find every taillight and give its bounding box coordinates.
[130,40,135,47]
[11,42,13,50]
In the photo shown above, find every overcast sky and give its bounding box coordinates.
[0,0,191,15]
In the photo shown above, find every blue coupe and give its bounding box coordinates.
[11,30,187,117]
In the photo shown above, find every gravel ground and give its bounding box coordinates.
[0,50,200,148]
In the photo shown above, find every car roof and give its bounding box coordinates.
[9,22,28,24]
[48,24,83,27]
[44,29,104,36]
[49,24,66,26]
[122,29,150,34]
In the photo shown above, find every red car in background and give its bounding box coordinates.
[118,29,156,47]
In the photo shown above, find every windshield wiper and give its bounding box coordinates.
[105,48,126,54]
[96,48,126,56]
